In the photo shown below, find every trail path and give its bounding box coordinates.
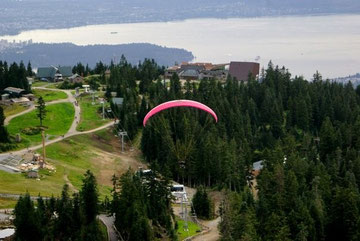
[99,214,119,241]
[192,217,220,241]
[4,99,69,125]
[1,85,120,241]
[0,86,117,159]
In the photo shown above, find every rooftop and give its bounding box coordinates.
[4,87,25,94]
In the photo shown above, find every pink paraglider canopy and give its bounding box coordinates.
[143,99,218,127]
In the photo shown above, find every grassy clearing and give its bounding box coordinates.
[45,82,61,89]
[41,128,137,198]
[176,218,201,240]
[1,104,28,117]
[44,135,115,198]
[76,94,111,132]
[31,81,49,87]
[0,166,66,197]
[6,103,74,149]
[0,197,18,209]
[32,89,67,102]
[0,128,141,199]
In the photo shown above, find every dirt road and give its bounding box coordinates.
[192,217,221,241]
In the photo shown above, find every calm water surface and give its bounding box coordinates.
[1,14,360,79]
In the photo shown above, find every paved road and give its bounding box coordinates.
[99,214,119,241]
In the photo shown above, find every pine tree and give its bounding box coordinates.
[36,96,47,127]
[0,106,9,143]
[27,61,33,77]
[14,193,42,241]
[192,186,212,219]
[80,170,99,225]
[55,185,74,240]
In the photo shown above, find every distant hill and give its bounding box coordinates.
[0,0,360,35]
[332,73,360,87]
[0,43,194,67]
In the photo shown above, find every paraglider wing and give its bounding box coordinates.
[143,99,218,127]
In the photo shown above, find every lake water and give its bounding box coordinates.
[1,14,360,79]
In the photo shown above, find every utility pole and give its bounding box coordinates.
[118,131,127,153]
[92,91,95,105]
[41,130,46,163]
[182,193,188,232]
[100,101,105,120]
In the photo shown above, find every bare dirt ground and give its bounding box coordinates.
[192,217,221,241]
[63,174,78,192]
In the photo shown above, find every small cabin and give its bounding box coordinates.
[27,170,39,178]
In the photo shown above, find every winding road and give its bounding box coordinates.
[0,86,116,158]
[1,86,119,241]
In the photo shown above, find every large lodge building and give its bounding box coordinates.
[165,61,260,82]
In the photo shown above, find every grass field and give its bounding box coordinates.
[0,197,18,209]
[0,127,142,200]
[43,133,116,197]
[45,82,60,89]
[176,218,201,240]
[76,95,111,132]
[0,166,66,197]
[1,104,28,117]
[33,89,68,102]
[6,103,74,149]
[31,81,49,87]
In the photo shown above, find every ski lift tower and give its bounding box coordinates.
[181,193,189,232]
[118,131,128,153]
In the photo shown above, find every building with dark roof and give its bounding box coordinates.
[37,66,73,81]
[37,67,56,80]
[165,62,229,80]
[179,69,200,80]
[228,61,260,82]
[69,74,83,83]
[58,66,73,77]
[4,87,26,97]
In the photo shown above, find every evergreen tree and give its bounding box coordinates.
[0,106,9,143]
[80,170,99,225]
[27,61,33,77]
[36,96,47,126]
[14,193,42,241]
[192,186,212,219]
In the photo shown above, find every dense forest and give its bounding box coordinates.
[111,170,176,240]
[13,171,106,241]
[0,60,31,91]
[106,58,360,240]
[7,57,360,240]
[0,60,32,150]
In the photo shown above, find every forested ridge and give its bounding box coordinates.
[12,171,106,241]
[108,59,360,240]
[6,57,360,240]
